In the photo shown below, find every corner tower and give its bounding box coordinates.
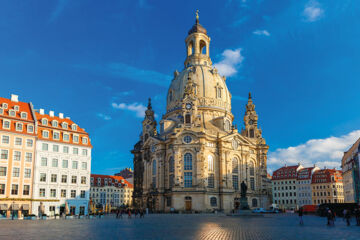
[242,92,263,140]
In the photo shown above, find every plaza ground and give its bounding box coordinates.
[0,213,360,240]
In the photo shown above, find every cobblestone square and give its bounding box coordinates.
[0,214,360,240]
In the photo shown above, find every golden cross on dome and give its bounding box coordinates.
[196,10,199,21]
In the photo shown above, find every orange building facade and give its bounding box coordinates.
[311,169,344,204]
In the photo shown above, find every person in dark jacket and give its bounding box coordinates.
[355,208,360,226]
[298,207,304,225]
[345,209,351,226]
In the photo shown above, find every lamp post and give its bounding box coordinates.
[11,201,15,220]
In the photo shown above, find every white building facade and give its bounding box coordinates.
[297,167,319,206]
[32,110,92,216]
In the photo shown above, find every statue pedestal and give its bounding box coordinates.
[239,196,249,210]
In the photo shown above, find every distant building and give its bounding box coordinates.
[272,164,303,210]
[297,166,320,206]
[115,168,133,184]
[311,169,344,204]
[341,138,360,203]
[90,174,133,209]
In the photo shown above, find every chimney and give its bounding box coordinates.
[11,94,19,102]
[49,111,54,117]
[59,113,64,119]
[39,109,45,115]
[66,117,70,120]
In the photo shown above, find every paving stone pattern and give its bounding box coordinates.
[0,214,359,240]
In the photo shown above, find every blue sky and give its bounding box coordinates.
[1,0,360,174]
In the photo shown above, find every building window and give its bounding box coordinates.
[71,190,76,198]
[53,132,60,140]
[20,112,27,119]
[82,137,88,144]
[210,197,217,207]
[183,135,192,144]
[42,130,49,138]
[80,190,86,198]
[15,137,22,146]
[2,135,9,144]
[184,153,192,170]
[72,161,78,169]
[252,198,258,207]
[0,167,6,176]
[82,149,88,156]
[27,125,34,133]
[169,156,174,173]
[250,177,255,191]
[61,175,67,183]
[11,184,18,195]
[16,123,23,131]
[50,189,56,197]
[81,176,86,184]
[41,157,47,166]
[24,168,31,178]
[249,129,255,138]
[185,114,191,124]
[62,122,68,129]
[40,173,46,182]
[184,172,192,188]
[71,176,77,184]
[12,167,20,177]
[72,124,77,131]
[224,120,231,131]
[2,120,10,129]
[208,173,215,188]
[208,155,214,172]
[42,143,48,151]
[39,188,45,197]
[63,146,69,153]
[232,158,238,174]
[13,151,21,161]
[23,185,30,195]
[51,174,57,183]
[52,120,58,127]
[61,189,66,198]
[73,135,79,143]
[0,184,5,194]
[63,133,70,141]
[82,162,87,170]
[62,160,68,168]
[233,175,239,190]
[9,110,15,117]
[73,148,79,155]
[52,158,58,167]
[25,152,32,162]
[249,162,255,176]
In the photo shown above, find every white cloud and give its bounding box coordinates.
[268,130,360,172]
[303,0,324,22]
[97,113,111,121]
[213,48,244,77]
[112,102,147,118]
[253,30,270,36]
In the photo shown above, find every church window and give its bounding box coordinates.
[144,134,149,141]
[250,162,255,176]
[249,129,255,138]
[210,197,217,207]
[252,198,258,207]
[224,120,231,131]
[232,175,239,190]
[232,158,238,174]
[185,114,191,124]
[152,160,156,175]
[250,177,255,191]
[208,173,215,188]
[184,153,192,170]
[169,157,174,173]
[208,155,214,172]
[184,172,192,188]
[216,88,222,98]
[183,135,192,144]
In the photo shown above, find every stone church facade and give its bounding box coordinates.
[132,15,270,213]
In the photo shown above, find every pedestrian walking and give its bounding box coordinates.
[343,209,347,222]
[140,209,144,218]
[116,209,119,219]
[345,209,351,226]
[298,207,304,225]
[128,209,132,219]
[327,209,333,226]
[119,209,123,219]
[354,208,360,226]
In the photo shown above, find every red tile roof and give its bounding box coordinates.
[311,169,343,184]
[272,165,300,180]
[297,167,315,180]
[91,174,133,188]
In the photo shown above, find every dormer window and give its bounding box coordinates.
[73,135,79,143]
[14,105,19,111]
[2,103,8,109]
[42,130,49,138]
[42,118,48,126]
[27,125,34,133]
[63,133,70,141]
[72,124,77,131]
[9,110,16,117]
[52,120,58,127]
[20,112,27,119]
[53,131,60,140]
[16,123,23,131]
[0,108,3,115]
[82,137,88,144]
[62,122,68,129]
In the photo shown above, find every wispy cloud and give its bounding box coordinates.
[49,0,68,23]
[303,0,324,22]
[97,113,112,121]
[268,130,360,172]
[214,48,244,77]
[112,102,147,118]
[74,62,171,87]
[253,30,270,37]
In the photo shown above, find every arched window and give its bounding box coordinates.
[187,41,194,56]
[249,129,254,138]
[200,40,206,55]
[210,197,217,207]
[224,120,231,131]
[232,157,239,190]
[152,160,156,175]
[169,157,174,173]
[42,118,48,126]
[208,155,214,172]
[251,198,257,207]
[249,162,255,176]
[232,158,238,174]
[185,114,191,124]
[184,153,192,170]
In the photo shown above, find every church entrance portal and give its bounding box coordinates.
[185,196,192,211]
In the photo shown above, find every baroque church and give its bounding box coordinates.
[132,14,270,213]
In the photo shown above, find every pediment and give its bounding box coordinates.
[220,132,254,146]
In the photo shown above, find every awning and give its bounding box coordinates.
[22,204,30,210]
[0,204,8,210]
[11,204,19,210]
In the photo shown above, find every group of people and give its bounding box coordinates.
[298,207,360,227]
[115,208,145,219]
